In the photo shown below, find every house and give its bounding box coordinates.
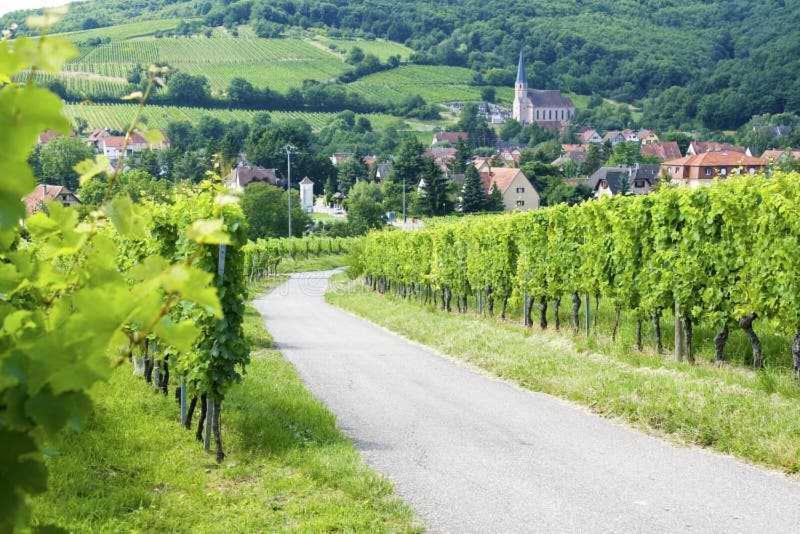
[661,152,767,187]
[425,147,457,173]
[37,129,68,145]
[552,144,587,167]
[87,128,112,148]
[579,128,603,144]
[602,131,625,145]
[685,141,748,156]
[499,148,522,166]
[98,132,167,162]
[638,129,659,145]
[761,148,800,163]
[225,164,281,189]
[480,167,539,211]
[588,165,660,197]
[621,129,639,143]
[513,51,575,130]
[372,162,392,181]
[641,141,682,162]
[472,157,492,173]
[431,131,468,146]
[23,184,80,214]
[329,152,352,166]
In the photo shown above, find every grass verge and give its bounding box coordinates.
[326,277,800,474]
[277,253,347,274]
[31,276,419,532]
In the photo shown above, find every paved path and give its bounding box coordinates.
[255,272,800,533]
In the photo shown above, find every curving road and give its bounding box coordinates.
[254,272,800,533]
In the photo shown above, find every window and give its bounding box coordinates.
[516,200,525,207]
[634,180,645,188]
[705,168,713,176]
[720,167,727,176]
[749,168,756,175]
[516,187,525,193]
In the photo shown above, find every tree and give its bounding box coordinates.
[486,182,505,212]
[500,119,522,142]
[461,165,487,213]
[167,72,210,105]
[413,157,453,217]
[345,181,385,233]
[383,136,425,212]
[481,86,496,103]
[456,103,495,147]
[241,183,310,239]
[37,136,93,190]
[337,156,368,195]
[228,77,258,105]
[346,46,365,64]
[451,137,471,174]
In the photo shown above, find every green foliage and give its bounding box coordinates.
[241,183,311,239]
[345,181,385,234]
[355,172,800,372]
[243,235,359,281]
[0,24,250,530]
[460,165,488,213]
[37,135,94,190]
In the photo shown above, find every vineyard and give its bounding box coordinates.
[243,236,359,280]
[63,102,400,131]
[316,36,414,61]
[348,65,514,105]
[353,173,800,374]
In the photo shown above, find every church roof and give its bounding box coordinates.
[526,90,574,108]
[516,50,526,86]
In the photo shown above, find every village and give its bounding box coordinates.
[24,50,800,217]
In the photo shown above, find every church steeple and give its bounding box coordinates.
[516,49,527,88]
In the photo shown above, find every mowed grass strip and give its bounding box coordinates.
[31,277,419,532]
[326,280,800,474]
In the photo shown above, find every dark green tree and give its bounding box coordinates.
[413,157,453,217]
[461,165,487,213]
[486,182,505,212]
[241,183,310,239]
[37,136,93,190]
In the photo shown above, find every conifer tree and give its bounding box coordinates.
[487,182,505,212]
[461,165,487,213]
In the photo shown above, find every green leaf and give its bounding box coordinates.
[74,155,110,186]
[154,318,200,354]
[186,218,230,245]
[106,195,149,239]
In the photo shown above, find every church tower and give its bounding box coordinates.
[512,50,532,124]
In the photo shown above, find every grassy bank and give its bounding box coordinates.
[327,279,800,474]
[277,253,348,274]
[31,277,418,532]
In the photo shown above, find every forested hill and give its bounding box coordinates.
[3,0,799,130]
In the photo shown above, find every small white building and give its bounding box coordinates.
[299,177,314,213]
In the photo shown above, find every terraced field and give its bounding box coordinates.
[63,102,403,131]
[316,36,414,61]
[348,65,513,104]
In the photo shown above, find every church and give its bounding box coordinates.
[512,51,575,130]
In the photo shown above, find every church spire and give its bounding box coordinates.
[516,49,527,87]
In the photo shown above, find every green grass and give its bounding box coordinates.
[277,254,348,274]
[347,65,513,104]
[31,276,418,532]
[63,102,400,131]
[327,279,800,474]
[317,36,414,61]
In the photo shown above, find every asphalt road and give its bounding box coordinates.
[255,272,800,533]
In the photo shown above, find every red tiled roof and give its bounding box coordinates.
[762,149,800,161]
[688,141,746,154]
[641,141,682,161]
[663,152,767,167]
[433,131,468,144]
[479,168,524,194]
[23,184,78,214]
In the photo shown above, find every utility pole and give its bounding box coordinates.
[402,174,407,224]
[284,144,296,237]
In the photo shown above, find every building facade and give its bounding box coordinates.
[512,51,575,130]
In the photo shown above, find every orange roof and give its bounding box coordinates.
[663,151,767,167]
[23,184,76,214]
[479,167,524,194]
[762,149,800,161]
